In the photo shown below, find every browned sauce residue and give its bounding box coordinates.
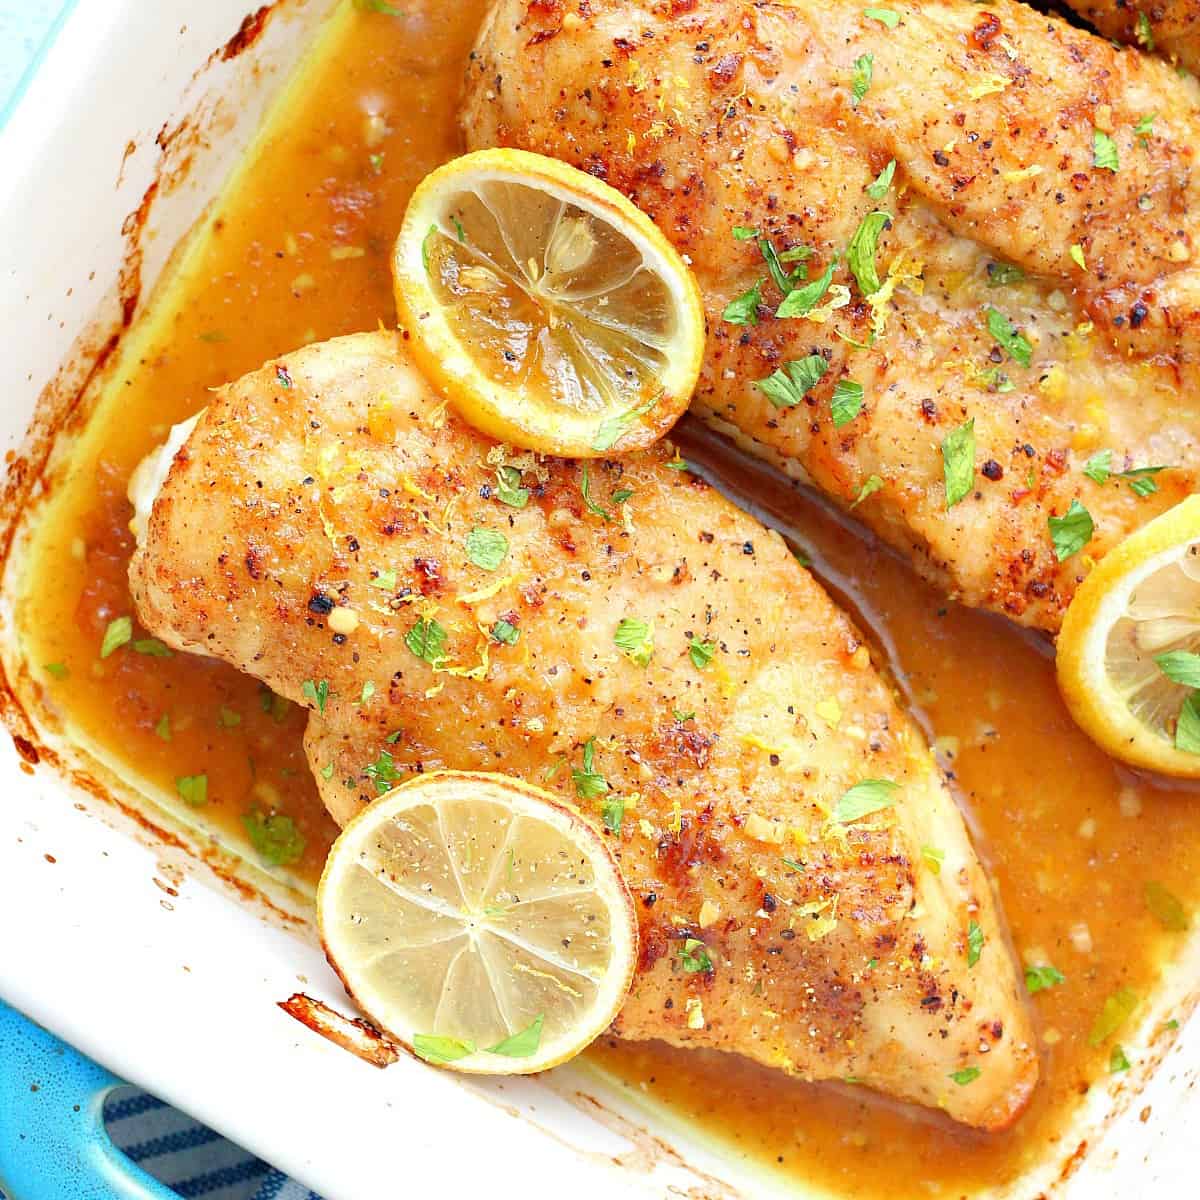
[12,2,1200,1197]
[279,992,400,1068]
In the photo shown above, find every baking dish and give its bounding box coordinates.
[0,1,1197,1196]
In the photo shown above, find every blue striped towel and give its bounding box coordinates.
[103,1088,323,1200]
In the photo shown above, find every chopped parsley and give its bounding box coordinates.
[863,7,901,29]
[754,232,806,294]
[847,211,890,297]
[687,635,716,669]
[275,364,293,389]
[985,306,1032,367]
[674,709,696,723]
[612,487,634,504]
[949,1067,981,1086]
[832,778,898,824]
[1136,11,1155,50]
[1178,693,1200,754]
[732,225,758,240]
[100,616,133,659]
[243,809,305,866]
[831,379,864,428]
[601,794,625,834]
[465,527,509,571]
[44,662,68,680]
[1048,500,1094,562]
[1134,113,1156,139]
[614,617,654,667]
[1145,880,1190,931]
[722,279,764,326]
[1156,651,1200,689]
[320,763,335,780]
[1093,128,1120,172]
[865,159,896,200]
[1109,1044,1131,1073]
[133,638,172,657]
[941,418,976,509]
[1083,449,1113,484]
[592,396,657,453]
[776,259,835,318]
[572,738,609,800]
[259,686,290,723]
[1088,986,1138,1047]
[495,464,529,508]
[986,261,1025,287]
[1025,964,1066,994]
[920,845,944,874]
[485,1014,544,1058]
[368,152,384,175]
[756,355,828,408]
[679,937,713,973]
[1121,466,1168,497]
[358,681,376,706]
[782,857,805,873]
[1069,243,1087,271]
[413,1034,475,1063]
[371,568,398,591]
[218,706,241,728]
[967,919,984,967]
[301,678,330,714]
[405,617,447,666]
[490,619,520,646]
[154,713,171,741]
[175,774,208,807]
[364,748,400,794]
[850,474,884,508]
[851,53,874,106]
[580,462,611,521]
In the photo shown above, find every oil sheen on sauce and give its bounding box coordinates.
[17,2,1200,1195]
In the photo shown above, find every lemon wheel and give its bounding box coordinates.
[1057,495,1200,777]
[392,148,704,457]
[316,771,638,1074]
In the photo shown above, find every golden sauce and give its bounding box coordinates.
[16,1,1200,1194]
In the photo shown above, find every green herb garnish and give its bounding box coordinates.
[831,379,864,428]
[967,919,984,967]
[405,617,447,666]
[495,465,529,508]
[490,619,520,646]
[863,7,901,29]
[688,636,716,669]
[413,1034,475,1063]
[1088,987,1138,1047]
[679,937,713,973]
[1145,880,1190,931]
[985,306,1032,367]
[572,738,609,800]
[833,778,898,824]
[485,1014,544,1057]
[465,527,508,571]
[847,211,890,296]
[1025,964,1066,994]
[949,1067,980,1086]
[614,617,654,667]
[851,53,874,105]
[865,159,896,200]
[1048,500,1094,561]
[722,279,764,325]
[175,774,208,807]
[1093,129,1120,172]
[100,616,133,659]
[301,678,330,714]
[755,355,828,409]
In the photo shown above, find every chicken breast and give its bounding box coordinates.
[463,0,1200,634]
[1065,0,1200,73]
[129,331,1036,1129]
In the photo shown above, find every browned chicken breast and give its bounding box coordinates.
[128,331,1037,1130]
[463,0,1200,634]
[1065,0,1200,73]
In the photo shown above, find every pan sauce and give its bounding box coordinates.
[16,1,1200,1194]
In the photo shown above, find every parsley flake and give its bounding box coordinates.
[175,774,208,807]
[243,809,305,865]
[921,845,944,874]
[1176,693,1200,754]
[485,1014,544,1058]
[1089,987,1138,1047]
[572,738,609,800]
[592,396,657,453]
[495,465,529,508]
[1025,964,1066,994]
[950,1067,981,1086]
[1145,880,1189,931]
[831,379,864,428]
[465,527,508,571]
[1109,1044,1131,1073]
[154,713,171,741]
[601,795,625,835]
[833,778,898,824]
[688,636,716,669]
[413,1034,475,1063]
[365,748,400,794]
[100,616,133,659]
[851,53,874,106]
[1136,11,1155,50]
[405,617,447,666]
[1093,128,1120,172]
[941,418,976,509]
[863,7,901,29]
[755,355,828,408]
[865,159,896,200]
[580,462,611,521]
[44,662,69,680]
[1155,651,1200,689]
[722,279,764,325]
[133,638,172,658]
[986,261,1025,287]
[679,937,713,973]
[490,619,520,646]
[776,259,835,318]
[850,474,884,508]
[847,211,890,296]
[1134,113,1156,139]
[1083,449,1113,484]
[614,617,654,667]
[1048,500,1094,561]
[985,306,1032,367]
[967,919,984,967]
[301,678,330,714]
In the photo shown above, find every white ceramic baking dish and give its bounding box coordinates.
[0,2,1197,1196]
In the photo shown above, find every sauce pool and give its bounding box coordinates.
[16,1,1200,1194]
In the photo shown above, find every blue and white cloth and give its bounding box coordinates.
[103,1088,322,1200]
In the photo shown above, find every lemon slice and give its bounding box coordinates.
[1057,495,1200,777]
[316,771,638,1074]
[391,148,704,457]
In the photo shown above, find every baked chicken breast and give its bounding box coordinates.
[128,331,1037,1129]
[463,0,1200,634]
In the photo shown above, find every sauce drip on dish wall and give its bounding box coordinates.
[17,1,1199,1194]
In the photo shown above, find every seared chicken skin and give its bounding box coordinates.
[129,332,1036,1129]
[1065,0,1200,73]
[464,0,1200,634]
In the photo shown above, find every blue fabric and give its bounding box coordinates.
[101,1086,323,1200]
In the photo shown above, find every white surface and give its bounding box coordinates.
[0,1,1196,1197]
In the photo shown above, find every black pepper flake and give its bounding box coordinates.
[332,633,346,645]
[742,541,754,555]
[1130,300,1148,328]
[982,459,1003,481]
[933,149,950,167]
[308,592,334,615]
